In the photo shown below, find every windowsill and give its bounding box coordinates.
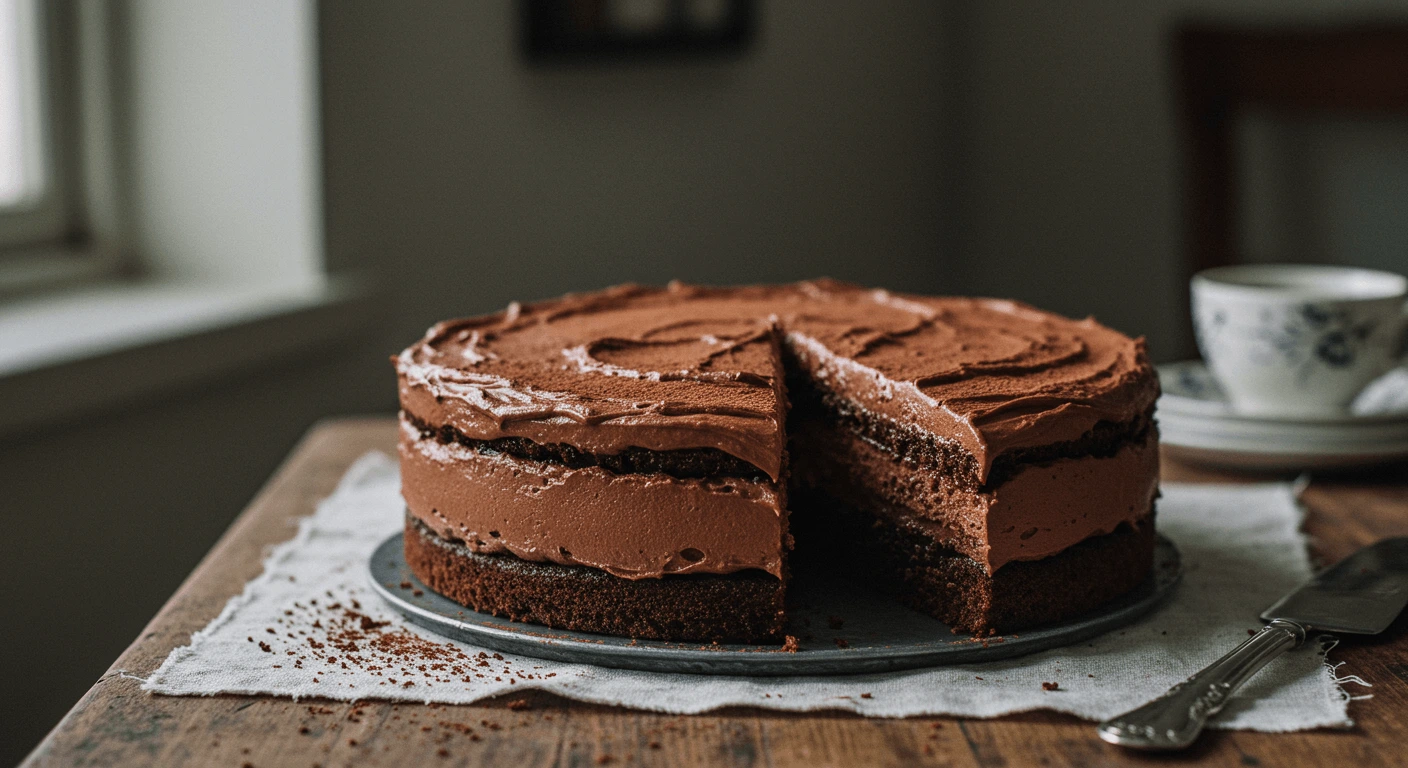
[0,246,124,301]
[0,274,377,439]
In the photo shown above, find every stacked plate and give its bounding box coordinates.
[1157,361,1408,471]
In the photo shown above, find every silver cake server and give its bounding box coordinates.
[1098,536,1408,750]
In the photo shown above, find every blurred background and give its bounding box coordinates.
[3,0,1408,761]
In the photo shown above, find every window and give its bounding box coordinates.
[0,0,37,206]
[0,0,367,438]
[0,0,72,252]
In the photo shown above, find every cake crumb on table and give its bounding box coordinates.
[1042,681,1060,691]
[781,635,801,653]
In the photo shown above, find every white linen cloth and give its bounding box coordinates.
[140,452,1361,730]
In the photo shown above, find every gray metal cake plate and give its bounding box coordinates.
[368,533,1181,676]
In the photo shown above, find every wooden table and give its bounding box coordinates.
[23,418,1408,767]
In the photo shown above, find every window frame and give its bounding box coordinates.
[0,0,78,251]
[0,0,372,440]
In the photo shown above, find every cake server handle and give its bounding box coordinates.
[1095,619,1306,750]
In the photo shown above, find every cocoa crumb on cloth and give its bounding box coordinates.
[780,635,800,653]
[1042,681,1060,691]
[252,598,555,695]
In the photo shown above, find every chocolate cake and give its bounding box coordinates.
[394,280,1160,643]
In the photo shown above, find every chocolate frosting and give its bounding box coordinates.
[396,280,1156,483]
[400,417,786,580]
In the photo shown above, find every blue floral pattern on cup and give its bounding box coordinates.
[1197,303,1385,383]
[1261,304,1378,379]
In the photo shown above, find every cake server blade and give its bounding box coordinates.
[1260,537,1408,634]
[1098,536,1408,750]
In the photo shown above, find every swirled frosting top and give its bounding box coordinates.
[395,280,1156,483]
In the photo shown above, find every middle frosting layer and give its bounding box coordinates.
[399,417,788,580]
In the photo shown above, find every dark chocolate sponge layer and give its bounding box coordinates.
[404,410,771,482]
[790,490,1157,635]
[403,515,787,643]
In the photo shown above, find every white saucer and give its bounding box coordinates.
[1156,360,1408,471]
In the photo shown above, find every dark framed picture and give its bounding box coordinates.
[522,0,754,61]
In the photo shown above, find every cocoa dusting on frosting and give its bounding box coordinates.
[395,280,1154,483]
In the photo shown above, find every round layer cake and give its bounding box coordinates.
[394,280,1160,642]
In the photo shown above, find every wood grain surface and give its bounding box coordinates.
[22,418,1408,767]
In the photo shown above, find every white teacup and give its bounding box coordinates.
[1191,264,1408,417]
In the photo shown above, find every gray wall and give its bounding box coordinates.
[1241,114,1408,277]
[949,0,1408,360]
[0,347,385,760]
[4,2,953,761]
[321,1,954,351]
